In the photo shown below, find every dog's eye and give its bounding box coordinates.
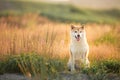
[75,31,77,33]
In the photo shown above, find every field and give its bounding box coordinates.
[0,0,120,80]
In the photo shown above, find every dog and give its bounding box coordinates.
[67,24,90,72]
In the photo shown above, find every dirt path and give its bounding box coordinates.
[0,73,120,80]
[0,73,89,80]
[0,73,29,80]
[59,72,89,80]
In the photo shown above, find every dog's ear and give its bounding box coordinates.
[71,25,75,30]
[81,24,85,29]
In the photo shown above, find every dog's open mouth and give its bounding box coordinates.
[75,36,80,41]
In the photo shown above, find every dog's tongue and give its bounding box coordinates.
[76,37,80,41]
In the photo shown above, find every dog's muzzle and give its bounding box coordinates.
[75,35,80,41]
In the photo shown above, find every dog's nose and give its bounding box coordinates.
[77,35,80,37]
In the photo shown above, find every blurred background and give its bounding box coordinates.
[0,0,120,24]
[42,0,120,9]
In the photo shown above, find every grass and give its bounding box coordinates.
[16,53,67,79]
[94,32,118,46]
[82,60,120,80]
[0,0,120,24]
[0,54,120,80]
[0,53,67,79]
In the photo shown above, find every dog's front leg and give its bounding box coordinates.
[71,55,75,72]
[68,53,75,72]
[85,57,90,67]
[85,51,90,67]
[81,52,90,67]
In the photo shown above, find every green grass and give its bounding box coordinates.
[82,60,120,80]
[0,53,120,80]
[0,55,21,74]
[0,0,120,24]
[0,53,67,79]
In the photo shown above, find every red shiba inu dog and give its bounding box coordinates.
[68,24,90,72]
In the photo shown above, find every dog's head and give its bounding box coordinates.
[70,24,86,41]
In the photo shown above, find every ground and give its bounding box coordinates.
[0,73,29,80]
[0,73,120,80]
[0,73,89,80]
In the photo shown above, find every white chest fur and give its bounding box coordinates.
[70,39,89,60]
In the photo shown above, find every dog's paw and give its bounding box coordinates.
[68,67,75,72]
[75,64,80,71]
[67,65,71,71]
[85,60,90,68]
[70,69,76,74]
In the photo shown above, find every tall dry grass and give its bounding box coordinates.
[0,15,119,62]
